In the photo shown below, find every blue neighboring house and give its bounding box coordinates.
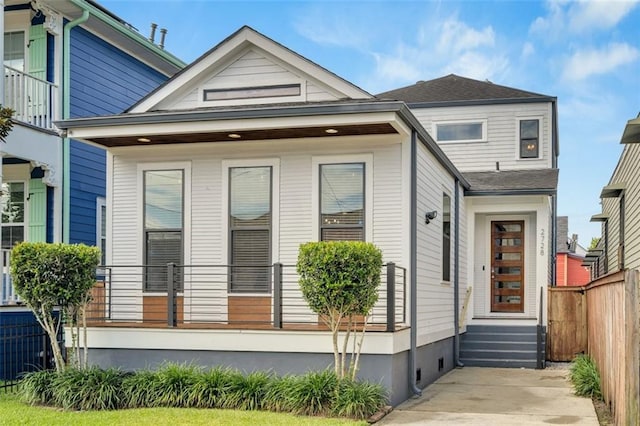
[0,0,184,303]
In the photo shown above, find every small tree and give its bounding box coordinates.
[297,241,383,379]
[10,242,100,371]
[0,106,14,142]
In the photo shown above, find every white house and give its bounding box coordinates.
[379,75,558,368]
[58,27,558,404]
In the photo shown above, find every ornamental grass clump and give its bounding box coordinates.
[17,364,387,419]
[569,354,603,400]
[186,366,235,409]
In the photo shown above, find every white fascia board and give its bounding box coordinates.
[75,327,409,354]
[65,111,401,140]
[245,30,371,100]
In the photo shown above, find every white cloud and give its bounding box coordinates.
[292,6,370,49]
[531,0,639,36]
[437,19,495,54]
[521,42,535,59]
[366,16,509,92]
[568,0,639,32]
[563,43,639,80]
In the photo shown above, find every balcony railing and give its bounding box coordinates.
[0,250,18,305]
[4,66,57,130]
[86,263,407,332]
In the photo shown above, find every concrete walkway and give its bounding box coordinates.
[379,367,599,425]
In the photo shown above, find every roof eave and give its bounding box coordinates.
[401,96,556,109]
[465,188,557,196]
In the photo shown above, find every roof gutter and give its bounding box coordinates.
[62,9,90,243]
[465,189,557,197]
[68,0,185,70]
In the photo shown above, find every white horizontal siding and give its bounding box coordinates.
[415,141,458,343]
[109,137,406,323]
[164,49,342,110]
[411,102,553,172]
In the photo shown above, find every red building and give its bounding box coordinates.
[555,216,591,286]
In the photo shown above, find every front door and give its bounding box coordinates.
[491,220,525,312]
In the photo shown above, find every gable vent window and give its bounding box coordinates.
[435,121,486,143]
[204,84,301,102]
[519,119,540,158]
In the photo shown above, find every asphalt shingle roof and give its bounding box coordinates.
[463,169,559,193]
[376,74,549,104]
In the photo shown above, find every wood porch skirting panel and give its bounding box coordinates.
[143,295,184,323]
[228,296,271,323]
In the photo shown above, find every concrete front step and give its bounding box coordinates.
[460,349,537,361]
[461,332,538,343]
[461,340,538,351]
[465,325,539,334]
[459,358,539,368]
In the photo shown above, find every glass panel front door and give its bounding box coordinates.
[491,220,525,312]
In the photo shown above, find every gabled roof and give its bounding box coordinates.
[128,25,372,113]
[376,74,552,106]
[463,168,558,196]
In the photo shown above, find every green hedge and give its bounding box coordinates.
[19,364,386,419]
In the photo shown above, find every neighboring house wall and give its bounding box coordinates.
[68,27,168,245]
[411,102,553,172]
[600,143,640,272]
[556,253,590,286]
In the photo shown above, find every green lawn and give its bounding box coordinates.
[0,392,367,426]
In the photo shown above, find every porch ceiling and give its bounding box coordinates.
[82,123,398,147]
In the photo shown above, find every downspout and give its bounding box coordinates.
[409,130,422,397]
[62,10,90,242]
[453,180,464,367]
[550,98,559,286]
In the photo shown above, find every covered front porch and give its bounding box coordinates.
[86,262,407,332]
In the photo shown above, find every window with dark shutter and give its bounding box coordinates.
[229,167,271,293]
[320,163,364,241]
[143,170,183,292]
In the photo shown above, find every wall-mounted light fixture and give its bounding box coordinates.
[425,210,437,224]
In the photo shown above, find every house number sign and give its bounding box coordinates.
[539,228,545,256]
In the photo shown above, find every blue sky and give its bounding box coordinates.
[102,0,640,245]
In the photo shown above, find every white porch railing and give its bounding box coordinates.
[4,66,57,130]
[0,249,19,305]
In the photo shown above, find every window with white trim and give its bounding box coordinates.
[143,170,183,292]
[442,193,451,282]
[4,31,25,71]
[1,182,25,249]
[96,197,106,265]
[320,163,365,241]
[519,119,540,158]
[435,120,486,143]
[229,166,272,293]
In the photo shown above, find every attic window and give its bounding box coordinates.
[204,84,301,101]
[435,120,487,143]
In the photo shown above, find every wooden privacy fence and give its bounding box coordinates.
[548,270,639,425]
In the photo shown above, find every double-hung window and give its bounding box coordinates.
[143,170,183,292]
[96,197,106,266]
[1,182,25,249]
[519,119,540,158]
[229,166,272,293]
[320,163,365,241]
